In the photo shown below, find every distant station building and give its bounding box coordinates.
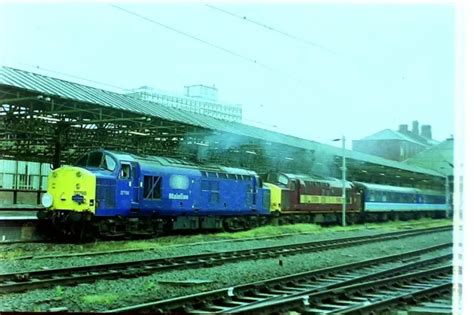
[126,85,242,122]
[0,160,50,205]
[352,121,439,161]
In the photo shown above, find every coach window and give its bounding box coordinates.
[120,164,131,179]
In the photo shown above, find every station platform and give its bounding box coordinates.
[0,204,42,220]
[0,206,43,242]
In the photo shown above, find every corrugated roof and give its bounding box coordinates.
[404,138,454,176]
[0,66,443,178]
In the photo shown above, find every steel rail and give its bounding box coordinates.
[230,265,452,314]
[104,243,452,313]
[7,232,318,261]
[0,225,451,294]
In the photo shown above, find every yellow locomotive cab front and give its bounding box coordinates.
[42,166,96,213]
[264,182,283,213]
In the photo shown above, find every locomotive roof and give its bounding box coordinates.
[103,150,258,176]
[280,173,354,189]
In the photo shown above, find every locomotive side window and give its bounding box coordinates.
[144,176,161,199]
[170,175,189,190]
[120,164,131,179]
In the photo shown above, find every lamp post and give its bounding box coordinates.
[333,136,347,227]
[440,165,451,218]
[445,175,450,218]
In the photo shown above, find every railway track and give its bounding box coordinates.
[104,243,452,313]
[231,266,452,314]
[7,231,318,261]
[0,225,451,294]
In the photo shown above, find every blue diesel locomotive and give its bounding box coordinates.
[38,150,448,239]
[39,150,270,238]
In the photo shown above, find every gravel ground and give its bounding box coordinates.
[0,227,452,312]
[0,222,448,273]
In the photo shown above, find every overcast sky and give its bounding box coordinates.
[0,2,455,147]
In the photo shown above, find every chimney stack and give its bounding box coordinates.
[399,124,408,133]
[421,125,432,139]
[412,120,419,135]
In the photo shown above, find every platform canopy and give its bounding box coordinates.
[0,66,444,188]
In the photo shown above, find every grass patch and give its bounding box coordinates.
[81,293,118,305]
[216,224,324,239]
[330,218,452,232]
[83,218,452,252]
[11,218,450,258]
[0,249,27,260]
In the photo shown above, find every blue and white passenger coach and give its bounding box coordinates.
[39,150,270,237]
[354,182,448,220]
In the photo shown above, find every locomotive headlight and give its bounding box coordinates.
[41,193,53,208]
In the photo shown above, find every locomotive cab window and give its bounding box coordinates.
[104,155,116,172]
[88,151,103,167]
[120,164,131,179]
[76,151,113,171]
[278,175,289,186]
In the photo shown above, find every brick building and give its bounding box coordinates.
[352,121,439,161]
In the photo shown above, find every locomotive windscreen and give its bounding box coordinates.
[75,151,116,172]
